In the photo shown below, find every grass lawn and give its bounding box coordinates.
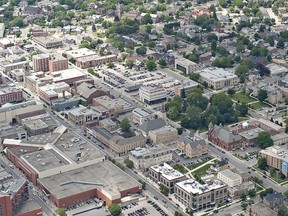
[230,92,256,104]
[250,102,271,110]
[172,113,186,123]
[255,184,264,192]
[173,164,188,174]
[188,161,207,170]
[193,164,211,177]
[271,173,287,183]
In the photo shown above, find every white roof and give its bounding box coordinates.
[150,163,184,181]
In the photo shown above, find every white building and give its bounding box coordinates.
[197,67,239,90]
[132,108,154,124]
[217,169,242,187]
[129,145,172,170]
[139,85,167,105]
[175,58,197,74]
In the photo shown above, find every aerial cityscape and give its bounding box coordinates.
[1,0,288,216]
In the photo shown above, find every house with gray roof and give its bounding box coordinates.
[138,118,166,135]
[178,137,208,158]
[208,123,243,151]
[263,192,285,210]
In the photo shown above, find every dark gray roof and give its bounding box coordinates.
[213,159,228,168]
[214,125,242,143]
[138,118,166,133]
[265,192,285,202]
[91,126,113,140]
[183,137,206,148]
[77,82,109,99]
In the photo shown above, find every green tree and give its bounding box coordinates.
[257,89,268,102]
[248,189,256,197]
[160,184,169,196]
[158,59,167,67]
[235,64,249,77]
[241,202,248,210]
[143,13,153,24]
[145,59,157,71]
[211,93,233,114]
[56,208,66,216]
[174,211,183,216]
[236,103,248,116]
[187,89,209,111]
[92,23,96,32]
[277,205,288,216]
[124,158,134,169]
[277,39,285,48]
[185,208,194,216]
[283,190,288,198]
[189,73,200,81]
[236,44,245,53]
[148,40,156,48]
[258,157,267,170]
[136,46,147,56]
[138,179,146,190]
[120,118,131,133]
[240,193,246,201]
[107,61,115,68]
[255,132,273,149]
[211,40,217,52]
[108,204,122,216]
[227,88,235,95]
[125,60,134,69]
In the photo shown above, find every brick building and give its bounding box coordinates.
[49,58,68,73]
[0,87,23,105]
[33,54,49,72]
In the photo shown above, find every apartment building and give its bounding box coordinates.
[175,178,228,211]
[178,137,208,158]
[129,145,172,170]
[198,67,239,90]
[217,169,242,187]
[75,54,117,69]
[0,87,23,105]
[259,146,288,177]
[33,54,49,72]
[33,36,62,49]
[132,108,154,124]
[149,163,187,193]
[139,85,167,105]
[49,57,68,73]
[148,126,178,144]
[175,58,197,74]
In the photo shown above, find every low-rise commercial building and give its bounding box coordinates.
[178,137,208,158]
[149,163,187,193]
[148,126,178,144]
[0,121,27,143]
[129,145,172,170]
[33,36,62,49]
[174,81,198,98]
[260,146,288,177]
[175,178,228,212]
[228,181,255,201]
[197,68,239,90]
[38,82,71,104]
[138,118,166,136]
[217,169,242,187]
[132,108,154,124]
[175,58,197,74]
[0,60,29,73]
[257,118,285,133]
[0,87,23,105]
[248,203,276,216]
[52,68,87,86]
[64,107,99,125]
[65,48,96,60]
[76,54,117,69]
[139,85,167,105]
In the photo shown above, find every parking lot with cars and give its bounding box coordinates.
[123,200,169,216]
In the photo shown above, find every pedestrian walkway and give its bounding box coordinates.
[185,157,218,177]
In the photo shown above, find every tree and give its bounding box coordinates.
[235,64,249,77]
[211,40,217,52]
[283,190,288,198]
[248,189,256,197]
[148,40,156,48]
[160,184,169,196]
[108,204,122,216]
[185,208,194,216]
[277,205,288,216]
[241,202,248,210]
[187,89,209,111]
[236,103,248,116]
[143,14,153,24]
[125,60,134,69]
[158,59,167,67]
[124,158,134,169]
[211,93,233,114]
[145,59,157,71]
[277,39,285,48]
[136,46,147,56]
[240,193,246,201]
[92,23,96,32]
[227,88,235,95]
[107,61,115,68]
[189,73,200,81]
[257,89,268,102]
[258,157,267,170]
[138,179,146,190]
[255,132,273,149]
[56,208,66,216]
[120,118,131,133]
[174,211,183,216]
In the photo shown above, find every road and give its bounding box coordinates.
[0,157,55,216]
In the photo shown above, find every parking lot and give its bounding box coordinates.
[122,200,169,216]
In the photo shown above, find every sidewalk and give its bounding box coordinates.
[186,158,218,177]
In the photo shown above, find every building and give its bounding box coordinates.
[132,108,154,124]
[32,54,49,72]
[8,68,25,82]
[259,146,288,177]
[257,118,285,133]
[0,121,27,143]
[175,58,197,74]
[65,48,96,60]
[149,163,187,193]
[99,118,118,131]
[266,63,288,77]
[64,107,99,125]
[252,82,283,105]
[0,60,29,73]
[248,203,276,216]
[263,192,285,210]
[148,126,178,144]
[0,87,23,105]
[174,178,228,211]
[22,117,58,136]
[178,137,208,158]
[208,123,243,151]
[76,54,117,69]
[139,85,167,105]
[49,57,68,73]
[38,82,71,104]
[174,81,199,98]
[129,145,172,170]
[0,38,13,49]
[138,118,166,136]
[32,36,62,49]
[52,68,87,86]
[197,68,239,90]
[211,159,230,173]
[271,132,288,145]
[76,82,110,105]
[228,181,255,201]
[217,169,242,187]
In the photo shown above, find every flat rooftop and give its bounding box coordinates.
[132,108,152,117]
[53,68,86,81]
[150,163,184,181]
[198,67,237,81]
[0,100,41,113]
[176,178,226,195]
[66,107,97,116]
[130,145,172,158]
[260,146,288,163]
[218,169,241,181]
[21,132,60,145]
[149,126,177,135]
[24,119,48,130]
[38,161,141,200]
[176,57,197,65]
[77,54,116,62]
[0,87,22,95]
[238,127,264,140]
[94,96,132,110]
[65,48,96,59]
[15,199,41,215]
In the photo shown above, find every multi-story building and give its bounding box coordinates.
[197,67,239,90]
[208,123,243,151]
[0,121,27,143]
[64,107,99,125]
[178,137,208,158]
[0,60,29,73]
[0,72,2,84]
[174,81,198,98]
[129,145,172,170]
[175,178,228,211]
[139,85,167,105]
[260,146,288,177]
[263,192,285,210]
[33,36,62,49]
[52,69,87,86]
[149,163,187,193]
[175,58,197,74]
[33,54,49,72]
[0,38,13,49]
[217,169,242,187]
[65,48,96,60]
[257,118,285,133]
[148,126,178,144]
[132,108,154,124]
[0,87,23,105]
[76,54,117,69]
[49,57,68,73]
[38,82,71,104]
